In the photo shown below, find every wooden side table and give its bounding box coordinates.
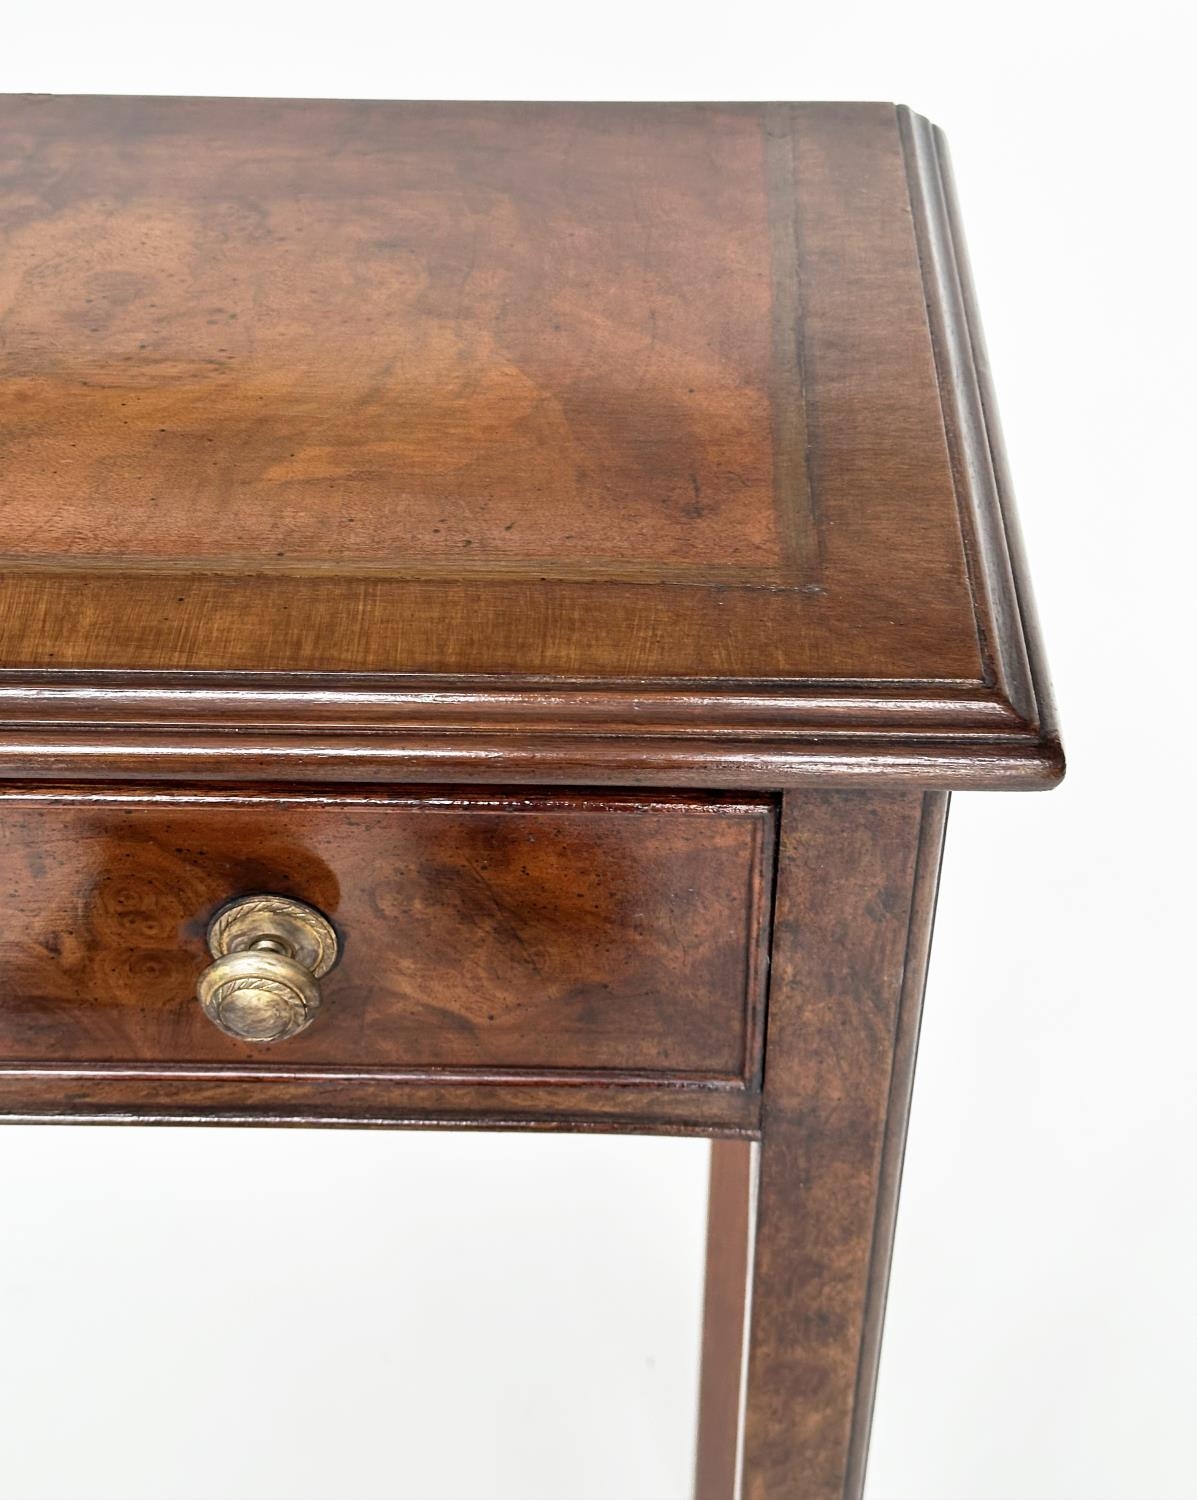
[0,96,1061,1498]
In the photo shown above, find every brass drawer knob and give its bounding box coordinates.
[197,895,339,1043]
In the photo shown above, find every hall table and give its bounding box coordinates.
[0,95,1062,1498]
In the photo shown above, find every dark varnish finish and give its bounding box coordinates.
[0,96,1060,788]
[0,786,772,1106]
[0,96,1062,1499]
[741,791,947,1495]
[695,1139,754,1498]
[694,793,946,1497]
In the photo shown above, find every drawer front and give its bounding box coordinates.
[0,790,774,1088]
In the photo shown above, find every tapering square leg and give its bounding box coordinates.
[695,1139,755,1499]
[695,791,948,1499]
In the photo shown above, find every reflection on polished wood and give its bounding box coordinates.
[0,788,773,1095]
[0,98,1059,792]
[0,95,1060,1499]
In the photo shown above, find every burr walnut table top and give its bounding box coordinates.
[0,96,1059,788]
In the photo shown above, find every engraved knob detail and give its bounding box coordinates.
[197,895,339,1043]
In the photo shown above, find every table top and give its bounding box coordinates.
[0,96,1060,787]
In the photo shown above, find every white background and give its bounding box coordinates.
[0,3,1194,1497]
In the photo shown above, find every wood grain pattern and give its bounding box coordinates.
[0,788,774,1108]
[842,789,948,1496]
[738,789,947,1499]
[0,1071,762,1137]
[0,99,805,584]
[0,95,1061,1495]
[901,109,1060,742]
[0,725,1062,791]
[0,96,1061,787]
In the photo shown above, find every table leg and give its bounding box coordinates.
[697,790,948,1499]
[695,1138,755,1499]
